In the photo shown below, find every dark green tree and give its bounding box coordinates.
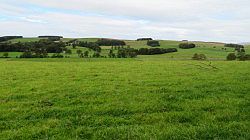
[2,52,9,58]
[108,49,116,58]
[192,53,207,60]
[76,50,82,57]
[147,40,160,47]
[226,53,237,61]
[65,49,72,55]
[84,51,89,58]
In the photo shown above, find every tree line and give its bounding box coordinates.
[96,38,126,46]
[75,47,178,59]
[109,47,177,58]
[0,40,67,58]
[224,44,244,52]
[137,48,177,55]
[137,38,153,41]
[0,40,65,53]
[0,36,23,42]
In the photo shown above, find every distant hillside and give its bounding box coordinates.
[240,42,250,45]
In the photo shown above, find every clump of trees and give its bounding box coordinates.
[106,47,177,58]
[38,40,66,53]
[238,54,250,61]
[226,53,237,61]
[0,42,27,52]
[237,50,250,61]
[224,44,244,52]
[192,53,207,60]
[225,45,250,61]
[227,51,250,61]
[66,39,78,48]
[137,48,177,55]
[0,52,9,58]
[96,38,126,46]
[0,36,23,42]
[117,48,137,58]
[76,50,90,58]
[108,50,116,58]
[76,49,83,57]
[179,43,196,49]
[93,52,101,58]
[84,51,89,58]
[6,40,67,58]
[137,38,153,41]
[78,41,101,52]
[147,40,160,47]
[0,40,66,53]
[20,50,49,58]
[19,51,34,58]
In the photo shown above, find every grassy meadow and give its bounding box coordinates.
[0,38,250,139]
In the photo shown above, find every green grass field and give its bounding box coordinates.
[0,59,249,139]
[0,38,250,139]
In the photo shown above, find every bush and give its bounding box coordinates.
[238,54,250,61]
[33,49,48,58]
[179,43,196,49]
[2,52,9,58]
[245,54,250,60]
[108,50,116,58]
[76,50,83,57]
[227,53,237,61]
[192,53,207,60]
[147,40,160,47]
[93,52,101,58]
[51,53,64,58]
[20,51,33,58]
[19,50,48,58]
[65,49,72,55]
[84,51,89,58]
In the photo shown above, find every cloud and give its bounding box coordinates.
[0,0,250,43]
[19,17,47,23]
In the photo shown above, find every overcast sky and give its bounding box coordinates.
[0,0,249,43]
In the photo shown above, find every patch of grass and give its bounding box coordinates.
[7,38,41,43]
[0,59,249,139]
